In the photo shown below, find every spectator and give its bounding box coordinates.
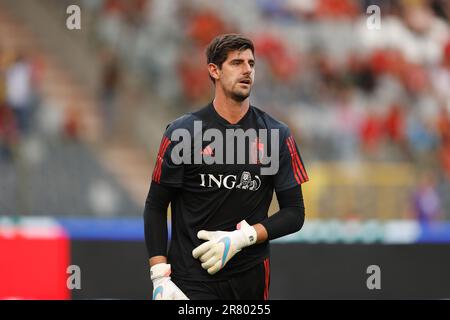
[360,110,383,156]
[412,172,442,223]
[0,82,17,161]
[99,50,121,140]
[5,53,33,136]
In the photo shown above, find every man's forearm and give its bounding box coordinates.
[253,223,268,244]
[240,185,305,245]
[259,206,304,240]
[144,182,172,259]
[259,185,305,241]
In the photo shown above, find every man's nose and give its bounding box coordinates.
[242,62,252,75]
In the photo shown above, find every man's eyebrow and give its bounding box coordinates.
[230,58,256,63]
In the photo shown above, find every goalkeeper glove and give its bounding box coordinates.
[192,220,257,275]
[150,263,189,300]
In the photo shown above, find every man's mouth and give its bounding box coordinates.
[238,79,251,85]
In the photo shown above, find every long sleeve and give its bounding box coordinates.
[260,185,305,240]
[143,182,173,258]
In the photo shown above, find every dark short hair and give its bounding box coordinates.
[206,34,254,83]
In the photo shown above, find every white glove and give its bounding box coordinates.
[150,263,189,300]
[192,220,257,275]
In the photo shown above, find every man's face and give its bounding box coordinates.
[214,49,255,102]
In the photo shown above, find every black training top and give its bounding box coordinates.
[151,102,308,281]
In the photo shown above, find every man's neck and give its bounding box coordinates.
[213,91,250,125]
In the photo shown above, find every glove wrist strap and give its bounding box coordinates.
[237,220,257,246]
[150,263,171,281]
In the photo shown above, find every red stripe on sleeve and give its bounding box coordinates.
[155,137,171,183]
[152,140,162,181]
[156,137,171,182]
[152,137,164,182]
[286,137,301,184]
[153,157,161,182]
[152,136,168,181]
[152,136,171,183]
[288,136,308,183]
[153,138,166,182]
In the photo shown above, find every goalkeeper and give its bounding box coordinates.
[144,34,308,300]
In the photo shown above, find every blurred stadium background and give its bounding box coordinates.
[1,0,450,299]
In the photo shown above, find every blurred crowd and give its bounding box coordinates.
[89,0,449,162]
[0,46,88,164]
[1,0,450,220]
[87,0,450,220]
[0,46,138,216]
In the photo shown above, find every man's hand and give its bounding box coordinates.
[192,220,257,275]
[150,263,189,300]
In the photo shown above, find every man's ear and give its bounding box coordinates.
[208,63,220,81]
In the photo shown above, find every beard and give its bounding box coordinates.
[230,90,250,102]
[226,83,251,102]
